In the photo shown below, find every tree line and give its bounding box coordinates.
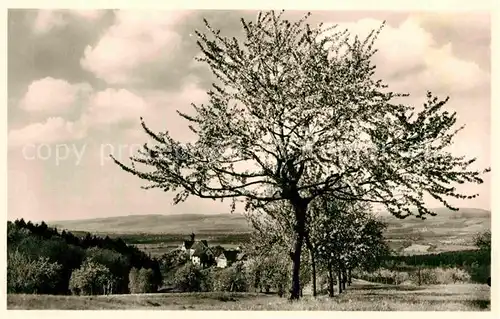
[7,219,162,295]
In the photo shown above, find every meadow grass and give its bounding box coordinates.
[8,281,490,311]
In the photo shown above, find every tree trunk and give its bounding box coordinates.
[342,268,347,290]
[348,268,352,286]
[311,253,317,297]
[305,233,317,297]
[328,262,335,297]
[338,268,343,294]
[290,201,307,300]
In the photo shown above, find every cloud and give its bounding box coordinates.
[19,77,92,114]
[80,10,191,85]
[32,9,106,35]
[69,10,106,21]
[8,117,87,147]
[321,17,489,94]
[82,88,149,127]
[33,10,66,34]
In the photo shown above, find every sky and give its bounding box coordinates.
[7,9,491,222]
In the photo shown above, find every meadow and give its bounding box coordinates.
[8,280,490,311]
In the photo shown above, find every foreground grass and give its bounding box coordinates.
[8,281,490,311]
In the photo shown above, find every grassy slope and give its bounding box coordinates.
[49,208,490,253]
[7,280,491,311]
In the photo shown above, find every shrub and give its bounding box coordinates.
[246,254,290,295]
[393,271,410,285]
[355,266,472,286]
[128,267,140,293]
[213,263,249,292]
[411,268,453,285]
[138,268,156,293]
[213,268,233,292]
[128,267,158,293]
[85,247,130,293]
[173,262,207,292]
[200,268,214,292]
[450,268,471,283]
[69,261,115,295]
[7,250,62,294]
[468,261,490,284]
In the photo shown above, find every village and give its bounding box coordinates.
[177,233,247,269]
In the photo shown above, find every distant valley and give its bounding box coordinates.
[50,207,490,254]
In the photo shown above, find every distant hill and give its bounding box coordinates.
[380,207,490,253]
[50,213,252,235]
[50,207,490,253]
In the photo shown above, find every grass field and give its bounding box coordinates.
[7,280,490,311]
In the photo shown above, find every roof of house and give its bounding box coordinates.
[183,240,195,250]
[223,250,239,262]
[191,241,214,257]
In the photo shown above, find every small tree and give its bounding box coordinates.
[69,261,114,295]
[7,250,62,294]
[86,247,129,294]
[173,262,206,292]
[474,231,491,252]
[112,10,489,299]
[213,263,249,292]
[128,267,139,293]
[138,268,156,293]
[309,197,388,295]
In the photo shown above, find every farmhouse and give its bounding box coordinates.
[178,234,241,268]
[190,240,215,267]
[216,253,227,268]
[215,250,239,268]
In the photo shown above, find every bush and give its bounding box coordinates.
[128,267,140,293]
[414,268,438,285]
[468,261,490,284]
[128,267,157,293]
[173,262,208,292]
[69,261,115,295]
[393,271,410,285]
[450,268,471,283]
[246,254,290,295]
[85,247,130,293]
[356,266,473,286]
[138,268,156,293]
[411,267,471,285]
[213,263,249,292]
[200,268,214,292]
[7,250,62,294]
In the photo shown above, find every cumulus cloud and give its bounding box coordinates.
[321,17,489,94]
[8,117,87,147]
[82,88,149,126]
[32,9,106,34]
[80,10,191,84]
[19,77,92,114]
